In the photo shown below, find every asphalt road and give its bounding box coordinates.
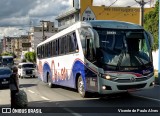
[0,77,159,116]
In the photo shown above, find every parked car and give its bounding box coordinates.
[0,56,14,69]
[0,67,12,88]
[18,62,36,78]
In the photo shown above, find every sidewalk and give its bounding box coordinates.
[0,89,10,107]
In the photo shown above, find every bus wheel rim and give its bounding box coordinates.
[79,78,84,95]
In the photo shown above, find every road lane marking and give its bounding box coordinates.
[41,96,50,101]
[63,108,82,116]
[133,95,160,102]
[28,90,35,94]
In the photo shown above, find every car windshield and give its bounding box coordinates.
[22,64,35,68]
[0,69,11,75]
[94,28,151,69]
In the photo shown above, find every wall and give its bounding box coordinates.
[152,50,158,70]
[30,32,55,52]
[80,0,154,25]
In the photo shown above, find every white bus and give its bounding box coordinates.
[37,20,154,97]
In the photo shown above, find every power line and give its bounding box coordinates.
[99,0,118,15]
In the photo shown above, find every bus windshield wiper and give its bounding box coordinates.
[116,51,124,70]
[134,54,146,68]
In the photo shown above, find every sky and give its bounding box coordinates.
[0,0,155,39]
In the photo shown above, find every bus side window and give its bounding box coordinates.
[45,44,48,57]
[61,37,65,54]
[44,44,46,58]
[64,36,67,54]
[55,40,57,55]
[53,41,56,56]
[48,43,50,57]
[85,35,95,62]
[68,34,72,52]
[57,39,59,55]
[66,35,70,53]
[42,45,44,58]
[70,32,78,52]
[52,41,54,56]
[40,46,42,58]
[72,32,78,52]
[50,42,52,57]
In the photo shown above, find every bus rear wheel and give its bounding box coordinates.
[48,74,53,88]
[78,75,89,98]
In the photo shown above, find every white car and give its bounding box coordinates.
[18,62,36,78]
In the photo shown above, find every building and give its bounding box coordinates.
[56,8,80,30]
[0,39,3,54]
[29,32,55,52]
[2,35,29,58]
[29,21,58,52]
[2,22,58,55]
[33,21,58,33]
[3,37,12,53]
[56,0,154,31]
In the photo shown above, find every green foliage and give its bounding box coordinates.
[1,52,12,56]
[144,1,159,51]
[21,59,27,62]
[25,52,36,63]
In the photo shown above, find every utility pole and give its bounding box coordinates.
[27,32,30,52]
[40,20,50,41]
[135,0,147,26]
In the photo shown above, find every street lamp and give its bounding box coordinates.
[135,0,148,26]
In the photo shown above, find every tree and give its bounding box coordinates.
[144,1,159,51]
[25,52,36,63]
[1,52,12,56]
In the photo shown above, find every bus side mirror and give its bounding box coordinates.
[146,31,154,47]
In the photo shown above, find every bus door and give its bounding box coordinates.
[80,27,99,92]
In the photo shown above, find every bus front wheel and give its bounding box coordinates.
[78,76,88,98]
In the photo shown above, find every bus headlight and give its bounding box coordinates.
[101,74,117,80]
[106,75,111,80]
[102,75,111,80]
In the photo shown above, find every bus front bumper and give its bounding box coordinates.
[98,76,155,94]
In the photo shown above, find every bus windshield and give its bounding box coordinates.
[22,64,35,68]
[94,28,152,70]
[2,58,14,65]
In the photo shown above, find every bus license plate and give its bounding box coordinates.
[127,89,136,92]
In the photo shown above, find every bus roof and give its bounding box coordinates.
[37,20,143,47]
[89,20,143,29]
[37,21,91,47]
